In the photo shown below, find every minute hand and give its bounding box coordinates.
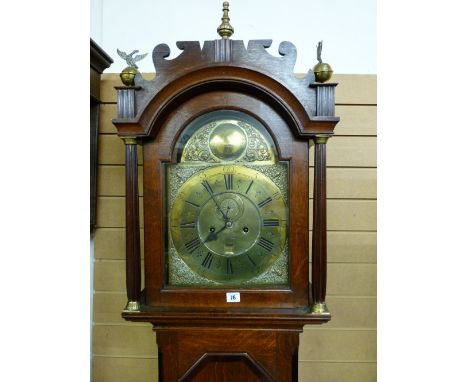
[214,197,230,222]
[203,183,229,222]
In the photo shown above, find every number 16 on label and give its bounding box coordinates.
[226,292,240,302]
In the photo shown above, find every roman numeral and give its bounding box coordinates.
[180,222,196,229]
[201,252,214,268]
[272,192,281,200]
[257,197,272,208]
[257,237,274,252]
[202,180,214,195]
[226,258,233,274]
[224,173,233,190]
[184,237,201,253]
[263,219,279,227]
[185,200,200,208]
[245,180,254,194]
[247,254,256,266]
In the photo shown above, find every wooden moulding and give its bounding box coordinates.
[122,306,330,329]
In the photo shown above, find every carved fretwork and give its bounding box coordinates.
[114,40,339,138]
[143,40,315,115]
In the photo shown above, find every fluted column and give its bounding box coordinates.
[122,137,141,312]
[311,135,331,315]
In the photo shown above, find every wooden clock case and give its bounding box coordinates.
[113,39,339,381]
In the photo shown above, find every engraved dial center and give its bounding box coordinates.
[216,195,243,221]
[198,192,261,257]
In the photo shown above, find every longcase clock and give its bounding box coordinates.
[112,3,339,381]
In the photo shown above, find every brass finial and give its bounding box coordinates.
[313,41,333,83]
[217,1,234,39]
[117,48,147,86]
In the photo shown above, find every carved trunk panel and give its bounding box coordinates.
[157,329,299,382]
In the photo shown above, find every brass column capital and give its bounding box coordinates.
[311,302,331,315]
[123,300,141,312]
[121,137,138,145]
[312,135,331,144]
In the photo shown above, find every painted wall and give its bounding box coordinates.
[91,0,376,74]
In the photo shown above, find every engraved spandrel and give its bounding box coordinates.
[167,164,211,209]
[244,163,289,204]
[239,121,271,162]
[181,122,218,163]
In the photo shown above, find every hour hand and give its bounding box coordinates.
[203,224,227,243]
[203,231,217,243]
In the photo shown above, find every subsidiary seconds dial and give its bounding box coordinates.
[169,165,288,283]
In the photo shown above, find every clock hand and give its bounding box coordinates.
[203,224,228,243]
[203,207,232,243]
[207,193,229,222]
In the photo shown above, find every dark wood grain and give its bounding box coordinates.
[311,138,328,307]
[156,329,301,382]
[180,353,273,381]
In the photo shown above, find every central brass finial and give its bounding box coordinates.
[217,1,234,39]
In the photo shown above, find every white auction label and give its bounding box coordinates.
[226,292,240,303]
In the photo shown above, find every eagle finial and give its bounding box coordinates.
[316,41,323,64]
[117,48,148,69]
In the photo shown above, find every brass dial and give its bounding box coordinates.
[169,165,287,283]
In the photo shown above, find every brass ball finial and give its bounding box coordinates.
[313,41,333,83]
[217,1,234,39]
[120,66,138,86]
